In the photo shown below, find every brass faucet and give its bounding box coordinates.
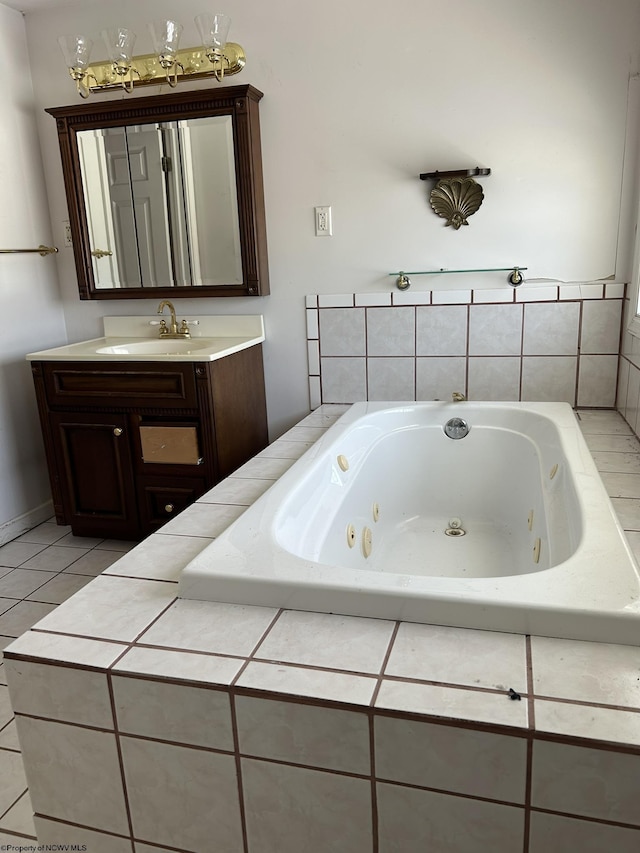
[452,391,466,402]
[156,300,190,338]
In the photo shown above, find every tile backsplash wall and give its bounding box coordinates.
[307,283,625,408]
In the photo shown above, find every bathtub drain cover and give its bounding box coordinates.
[445,527,466,536]
[444,417,469,439]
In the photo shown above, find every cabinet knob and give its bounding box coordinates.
[113,427,123,437]
[164,504,174,513]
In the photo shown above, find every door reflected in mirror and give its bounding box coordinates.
[78,116,242,289]
[47,85,269,299]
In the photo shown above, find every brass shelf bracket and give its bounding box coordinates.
[419,168,491,181]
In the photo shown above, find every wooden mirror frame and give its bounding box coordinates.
[46,84,269,299]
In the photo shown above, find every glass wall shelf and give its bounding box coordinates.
[390,266,527,290]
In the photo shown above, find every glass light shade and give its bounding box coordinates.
[101,27,137,65]
[148,20,183,59]
[58,34,93,69]
[195,13,231,51]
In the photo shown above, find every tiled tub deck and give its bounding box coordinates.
[4,406,640,853]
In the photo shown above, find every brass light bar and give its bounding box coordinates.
[83,42,245,92]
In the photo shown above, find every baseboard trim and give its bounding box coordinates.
[0,501,55,547]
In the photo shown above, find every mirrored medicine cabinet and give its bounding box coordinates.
[47,84,269,299]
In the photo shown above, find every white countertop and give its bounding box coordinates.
[26,315,265,362]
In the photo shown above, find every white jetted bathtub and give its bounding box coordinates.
[179,402,640,644]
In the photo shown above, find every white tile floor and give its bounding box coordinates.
[0,409,638,845]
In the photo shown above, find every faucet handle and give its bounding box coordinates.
[158,319,169,336]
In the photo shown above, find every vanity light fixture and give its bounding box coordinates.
[58,13,244,98]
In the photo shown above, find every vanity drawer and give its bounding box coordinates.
[138,475,208,530]
[39,362,199,410]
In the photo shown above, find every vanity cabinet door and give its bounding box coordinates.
[49,411,140,539]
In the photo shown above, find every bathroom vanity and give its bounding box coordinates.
[27,315,268,539]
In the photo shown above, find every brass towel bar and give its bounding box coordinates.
[0,245,58,256]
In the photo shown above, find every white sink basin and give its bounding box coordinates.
[95,339,218,356]
[25,316,266,363]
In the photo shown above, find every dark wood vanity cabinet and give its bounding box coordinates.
[31,347,268,540]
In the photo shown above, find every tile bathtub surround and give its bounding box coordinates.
[2,407,640,851]
[0,527,135,846]
[307,286,624,406]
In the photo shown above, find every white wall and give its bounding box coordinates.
[21,0,640,438]
[0,3,66,539]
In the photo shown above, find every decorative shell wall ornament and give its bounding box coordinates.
[429,177,484,229]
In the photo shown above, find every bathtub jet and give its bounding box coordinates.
[444,517,466,536]
[179,402,640,646]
